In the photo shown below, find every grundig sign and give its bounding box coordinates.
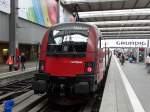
[101,39,148,48]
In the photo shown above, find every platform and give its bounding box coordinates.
[0,61,37,73]
[100,55,150,112]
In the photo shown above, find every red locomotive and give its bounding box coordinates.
[32,22,104,95]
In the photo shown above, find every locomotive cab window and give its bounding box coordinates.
[47,29,88,56]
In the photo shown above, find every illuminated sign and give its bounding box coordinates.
[101,39,148,48]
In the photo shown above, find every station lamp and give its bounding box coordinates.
[61,0,126,4]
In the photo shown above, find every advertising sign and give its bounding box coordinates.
[18,0,57,27]
[0,0,10,13]
[101,39,148,48]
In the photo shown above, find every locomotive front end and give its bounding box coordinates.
[32,23,101,95]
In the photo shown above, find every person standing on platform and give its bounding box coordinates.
[120,53,125,65]
[145,53,150,73]
[6,55,14,71]
[20,53,26,70]
[14,56,20,71]
[14,48,21,71]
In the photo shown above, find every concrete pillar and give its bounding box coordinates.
[136,48,139,63]
[9,0,18,58]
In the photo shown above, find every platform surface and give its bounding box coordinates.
[0,61,37,73]
[100,55,149,112]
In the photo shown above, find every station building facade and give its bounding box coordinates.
[0,11,48,63]
[0,0,75,63]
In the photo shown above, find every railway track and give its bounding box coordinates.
[6,73,106,112]
[0,78,34,103]
[1,76,108,111]
[31,92,102,112]
[1,84,103,112]
[13,91,47,112]
[17,87,103,112]
[0,67,36,87]
[0,69,35,104]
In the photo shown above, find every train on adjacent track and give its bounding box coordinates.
[32,22,104,96]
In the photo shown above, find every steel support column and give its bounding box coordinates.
[57,0,60,23]
[9,0,18,57]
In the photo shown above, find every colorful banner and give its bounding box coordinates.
[0,0,10,13]
[18,0,57,27]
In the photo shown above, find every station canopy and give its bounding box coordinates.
[60,0,150,40]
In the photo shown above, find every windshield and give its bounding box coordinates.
[47,29,88,56]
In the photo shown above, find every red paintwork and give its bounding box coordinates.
[39,31,49,60]
[44,57,86,77]
[39,23,104,83]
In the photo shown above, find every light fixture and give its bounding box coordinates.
[61,0,126,4]
[103,36,150,39]
[79,8,150,18]
[102,31,150,34]
[3,49,8,52]
[103,34,150,37]
[87,20,150,26]
[99,26,150,31]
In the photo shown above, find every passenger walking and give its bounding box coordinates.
[120,53,125,65]
[6,55,14,71]
[145,53,150,73]
[20,53,26,70]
